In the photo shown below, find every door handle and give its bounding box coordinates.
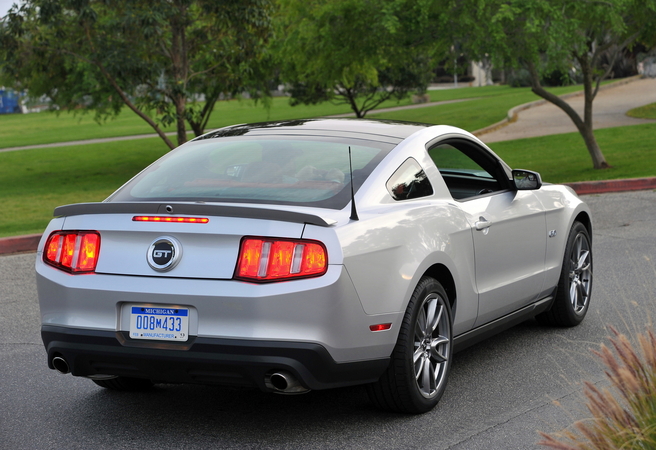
[475,216,491,231]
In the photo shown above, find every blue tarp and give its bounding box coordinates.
[0,89,22,114]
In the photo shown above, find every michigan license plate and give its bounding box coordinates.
[129,306,189,341]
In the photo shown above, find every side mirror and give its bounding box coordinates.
[512,169,542,190]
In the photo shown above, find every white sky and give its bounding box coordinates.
[0,0,18,17]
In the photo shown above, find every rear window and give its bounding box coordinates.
[108,136,395,209]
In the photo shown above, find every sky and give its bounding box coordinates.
[0,0,17,17]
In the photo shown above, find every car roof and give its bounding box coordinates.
[194,118,432,143]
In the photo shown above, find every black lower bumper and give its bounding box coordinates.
[41,325,389,391]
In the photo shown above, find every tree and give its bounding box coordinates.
[275,0,445,118]
[0,0,274,149]
[448,0,656,169]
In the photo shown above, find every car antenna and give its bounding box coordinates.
[349,146,359,221]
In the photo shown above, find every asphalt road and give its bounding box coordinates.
[1,189,655,450]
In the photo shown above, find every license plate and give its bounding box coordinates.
[129,306,189,342]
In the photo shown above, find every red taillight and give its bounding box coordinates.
[235,237,327,282]
[44,231,101,273]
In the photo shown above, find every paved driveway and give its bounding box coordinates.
[480,77,656,143]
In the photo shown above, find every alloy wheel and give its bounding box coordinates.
[413,293,451,398]
[569,232,592,314]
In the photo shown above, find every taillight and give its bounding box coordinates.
[235,237,327,282]
[44,231,101,273]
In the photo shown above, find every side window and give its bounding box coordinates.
[428,142,507,200]
[429,144,493,177]
[386,158,433,201]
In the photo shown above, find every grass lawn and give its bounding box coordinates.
[0,138,170,237]
[627,102,656,119]
[488,123,656,184]
[0,84,587,149]
[2,122,654,238]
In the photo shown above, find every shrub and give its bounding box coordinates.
[538,327,656,449]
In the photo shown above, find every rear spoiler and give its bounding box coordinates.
[53,202,336,227]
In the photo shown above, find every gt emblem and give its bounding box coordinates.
[153,249,172,259]
[548,230,557,238]
[147,237,182,272]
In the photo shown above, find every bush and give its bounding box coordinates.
[507,69,532,87]
[538,327,656,449]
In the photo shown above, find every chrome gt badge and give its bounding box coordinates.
[147,237,182,272]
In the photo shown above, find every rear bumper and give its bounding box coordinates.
[42,325,390,391]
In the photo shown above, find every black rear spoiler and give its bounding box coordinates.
[53,202,336,227]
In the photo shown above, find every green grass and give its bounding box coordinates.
[627,102,656,119]
[0,84,585,148]
[0,139,170,237]
[2,122,654,237]
[489,123,656,184]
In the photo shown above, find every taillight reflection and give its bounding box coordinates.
[44,231,101,273]
[235,237,327,282]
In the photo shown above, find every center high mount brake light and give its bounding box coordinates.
[133,216,209,223]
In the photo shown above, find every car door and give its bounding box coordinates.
[428,139,547,326]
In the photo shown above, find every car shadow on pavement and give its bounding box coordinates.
[42,318,600,449]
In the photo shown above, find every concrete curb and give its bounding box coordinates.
[565,177,656,196]
[2,176,654,256]
[472,75,643,137]
[0,234,42,256]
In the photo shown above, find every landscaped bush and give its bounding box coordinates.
[538,327,656,449]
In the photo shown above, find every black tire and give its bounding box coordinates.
[92,377,154,391]
[536,221,593,327]
[367,277,453,414]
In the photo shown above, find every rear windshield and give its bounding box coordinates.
[108,136,396,209]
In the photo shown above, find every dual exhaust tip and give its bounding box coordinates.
[265,371,310,394]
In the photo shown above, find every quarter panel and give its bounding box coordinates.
[336,202,479,335]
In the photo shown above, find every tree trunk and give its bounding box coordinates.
[174,96,187,146]
[578,54,610,169]
[170,1,189,146]
[188,90,221,137]
[526,61,610,169]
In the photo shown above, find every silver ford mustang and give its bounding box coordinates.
[36,119,593,414]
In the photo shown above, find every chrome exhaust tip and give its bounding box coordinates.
[52,356,70,374]
[265,371,310,394]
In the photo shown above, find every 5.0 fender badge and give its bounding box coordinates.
[147,236,182,272]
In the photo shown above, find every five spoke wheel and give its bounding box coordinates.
[413,293,451,398]
[568,232,592,315]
